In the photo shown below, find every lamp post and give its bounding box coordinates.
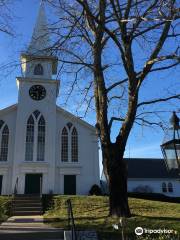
[161,111,180,173]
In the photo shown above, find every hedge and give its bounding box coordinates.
[0,196,12,222]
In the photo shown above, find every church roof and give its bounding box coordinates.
[126,158,179,179]
[56,106,96,132]
[101,158,179,180]
[0,104,17,116]
[0,104,96,132]
[27,1,51,56]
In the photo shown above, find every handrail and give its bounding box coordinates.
[40,177,42,198]
[66,199,77,240]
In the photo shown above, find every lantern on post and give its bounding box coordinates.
[161,111,180,172]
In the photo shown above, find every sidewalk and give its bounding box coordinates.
[0,215,64,240]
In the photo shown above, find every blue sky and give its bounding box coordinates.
[0,0,179,168]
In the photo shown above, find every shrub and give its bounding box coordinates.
[89,184,102,196]
[133,185,153,193]
[42,194,54,213]
[0,196,12,222]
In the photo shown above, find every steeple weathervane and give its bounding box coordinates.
[27,0,51,56]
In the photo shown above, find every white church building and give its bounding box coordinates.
[0,3,99,196]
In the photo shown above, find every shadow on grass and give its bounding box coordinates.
[75,206,109,214]
[132,214,180,222]
[75,215,108,221]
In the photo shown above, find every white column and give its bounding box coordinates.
[18,173,25,194]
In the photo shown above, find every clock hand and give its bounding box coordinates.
[36,90,39,98]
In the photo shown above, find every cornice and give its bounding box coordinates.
[16,77,59,85]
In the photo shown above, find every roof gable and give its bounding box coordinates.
[56,106,96,132]
[0,104,17,116]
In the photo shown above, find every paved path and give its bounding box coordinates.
[0,216,64,240]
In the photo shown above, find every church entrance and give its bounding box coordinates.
[64,175,76,195]
[25,174,42,195]
[0,175,2,195]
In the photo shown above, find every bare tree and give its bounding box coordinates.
[0,0,15,35]
[46,0,180,217]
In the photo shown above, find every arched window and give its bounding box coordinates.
[25,115,34,161]
[0,125,9,161]
[71,127,78,162]
[162,182,167,193]
[34,64,43,75]
[25,112,45,162]
[61,127,68,162]
[67,122,73,130]
[168,182,173,193]
[37,116,45,161]
[33,110,41,119]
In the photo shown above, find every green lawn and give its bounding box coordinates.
[44,196,180,240]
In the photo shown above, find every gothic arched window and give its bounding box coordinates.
[33,110,41,119]
[34,64,44,75]
[37,116,45,161]
[162,182,167,193]
[25,112,45,162]
[61,127,68,162]
[168,182,173,193]
[25,115,34,161]
[0,124,9,161]
[71,127,78,162]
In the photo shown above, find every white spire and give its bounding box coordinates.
[27,1,51,55]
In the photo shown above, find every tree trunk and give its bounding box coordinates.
[103,144,131,218]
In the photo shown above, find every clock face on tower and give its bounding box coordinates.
[29,85,46,101]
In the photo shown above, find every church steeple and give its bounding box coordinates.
[20,1,58,78]
[27,1,50,55]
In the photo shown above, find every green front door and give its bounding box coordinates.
[64,175,76,195]
[25,174,42,194]
[0,175,2,195]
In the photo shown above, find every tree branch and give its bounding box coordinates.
[109,117,125,129]
[107,78,128,92]
[137,94,180,108]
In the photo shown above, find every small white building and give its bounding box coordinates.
[127,158,180,197]
[0,3,99,196]
[101,158,180,198]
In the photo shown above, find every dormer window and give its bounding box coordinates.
[34,64,43,75]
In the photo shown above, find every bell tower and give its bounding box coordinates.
[13,1,58,194]
[16,1,59,104]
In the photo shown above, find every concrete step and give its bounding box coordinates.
[13,199,41,203]
[0,225,62,231]
[12,203,42,207]
[13,197,41,200]
[12,207,42,211]
[14,194,41,197]
[12,195,42,216]
[0,229,64,240]
[12,211,42,216]
[0,216,64,240]
[12,199,41,203]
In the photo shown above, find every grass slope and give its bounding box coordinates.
[44,196,180,239]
